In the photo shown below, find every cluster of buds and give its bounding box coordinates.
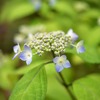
[26,31,71,56]
[13,29,85,72]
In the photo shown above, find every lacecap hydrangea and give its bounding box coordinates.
[13,29,85,72]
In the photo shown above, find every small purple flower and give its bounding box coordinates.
[76,40,85,53]
[13,44,21,59]
[67,29,78,42]
[53,55,71,72]
[19,45,32,65]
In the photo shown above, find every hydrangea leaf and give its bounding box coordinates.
[9,66,47,100]
[8,3,35,21]
[45,70,72,100]
[86,27,100,47]
[73,74,100,100]
[54,1,76,16]
[0,55,19,90]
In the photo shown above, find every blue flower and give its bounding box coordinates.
[53,55,71,72]
[19,45,32,65]
[67,29,78,42]
[76,40,85,53]
[13,44,21,59]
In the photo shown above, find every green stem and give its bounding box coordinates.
[51,51,76,100]
[59,72,76,100]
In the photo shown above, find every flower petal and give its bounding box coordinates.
[67,29,78,42]
[77,46,85,53]
[63,60,71,68]
[76,40,85,53]
[24,45,31,52]
[13,44,20,53]
[26,58,32,65]
[19,51,27,61]
[61,55,67,61]
[53,56,59,63]
[12,53,19,60]
[55,64,64,72]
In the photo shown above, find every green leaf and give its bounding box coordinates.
[0,1,35,22]
[73,74,100,100]
[0,55,19,90]
[8,3,35,21]
[54,1,76,16]
[9,66,47,100]
[45,63,72,100]
[86,27,100,46]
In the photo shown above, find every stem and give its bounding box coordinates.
[51,51,76,100]
[71,44,76,47]
[59,72,76,100]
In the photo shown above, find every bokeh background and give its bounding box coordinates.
[0,0,100,100]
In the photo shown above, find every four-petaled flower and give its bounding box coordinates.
[13,44,21,60]
[53,55,71,72]
[76,40,85,53]
[67,29,78,42]
[19,45,32,65]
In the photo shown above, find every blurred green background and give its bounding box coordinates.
[0,0,100,100]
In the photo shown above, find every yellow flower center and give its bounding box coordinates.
[58,58,64,64]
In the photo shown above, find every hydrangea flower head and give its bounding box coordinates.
[67,29,78,42]
[76,40,85,53]
[13,44,21,59]
[19,45,32,65]
[53,55,71,72]
[13,29,85,72]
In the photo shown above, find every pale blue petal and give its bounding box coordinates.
[53,56,59,63]
[19,51,27,61]
[24,45,31,52]
[12,53,19,60]
[63,60,71,68]
[61,55,67,60]
[13,44,19,53]
[55,64,64,72]
[72,33,78,42]
[67,29,78,42]
[26,58,32,65]
[77,46,85,53]
[76,40,85,53]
